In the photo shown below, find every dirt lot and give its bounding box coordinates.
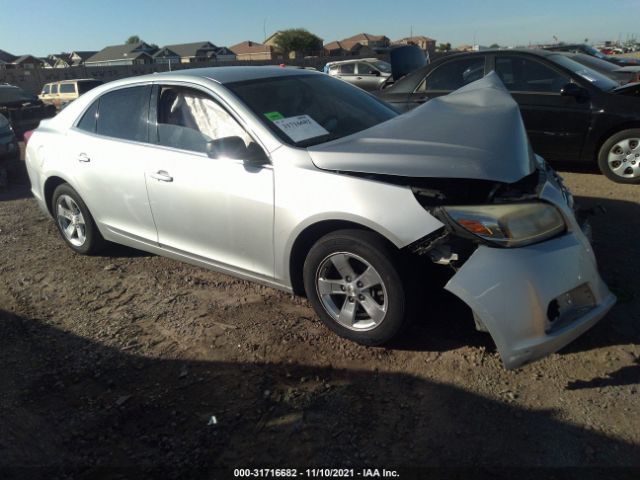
[0,152,638,479]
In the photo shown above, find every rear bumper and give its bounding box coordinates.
[445,232,615,369]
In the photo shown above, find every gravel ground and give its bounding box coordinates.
[0,152,638,479]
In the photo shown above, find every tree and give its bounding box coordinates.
[489,43,500,49]
[126,35,141,45]
[273,29,323,58]
[436,42,451,52]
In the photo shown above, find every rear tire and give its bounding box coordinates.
[303,229,407,346]
[52,184,105,255]
[597,129,640,184]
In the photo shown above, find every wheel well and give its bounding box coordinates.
[594,122,640,161]
[288,220,383,296]
[43,176,67,216]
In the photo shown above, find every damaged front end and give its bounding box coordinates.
[406,160,615,369]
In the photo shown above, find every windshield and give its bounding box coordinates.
[372,60,392,73]
[550,54,619,91]
[227,74,398,147]
[583,45,606,59]
[571,53,618,72]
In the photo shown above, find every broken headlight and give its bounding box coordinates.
[440,202,566,247]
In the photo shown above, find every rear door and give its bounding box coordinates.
[67,84,158,244]
[493,54,591,162]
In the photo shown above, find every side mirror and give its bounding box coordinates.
[561,82,588,100]
[206,136,247,159]
[370,69,381,76]
[206,136,269,165]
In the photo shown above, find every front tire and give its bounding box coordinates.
[597,129,640,184]
[303,229,407,346]
[52,184,105,255]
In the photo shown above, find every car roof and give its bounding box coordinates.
[149,66,320,84]
[325,58,380,66]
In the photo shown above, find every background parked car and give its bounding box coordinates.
[543,43,640,66]
[39,79,103,110]
[563,52,640,84]
[0,113,19,187]
[0,84,56,136]
[324,58,392,90]
[376,49,640,184]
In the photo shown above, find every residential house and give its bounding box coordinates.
[39,56,57,68]
[85,42,157,67]
[341,33,390,50]
[11,55,43,69]
[213,47,236,62]
[163,41,218,63]
[153,47,181,66]
[323,40,374,57]
[230,41,276,61]
[393,35,436,57]
[50,53,73,68]
[0,49,16,65]
[70,51,98,66]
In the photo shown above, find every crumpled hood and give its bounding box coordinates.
[309,72,535,183]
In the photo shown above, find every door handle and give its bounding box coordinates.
[77,153,90,162]
[356,76,363,80]
[149,170,173,182]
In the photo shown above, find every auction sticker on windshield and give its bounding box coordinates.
[272,115,329,143]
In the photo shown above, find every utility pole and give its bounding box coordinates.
[263,19,267,42]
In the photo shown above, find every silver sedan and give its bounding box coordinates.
[25,67,615,369]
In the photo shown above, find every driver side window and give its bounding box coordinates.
[156,86,252,154]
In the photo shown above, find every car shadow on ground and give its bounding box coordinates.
[0,308,638,479]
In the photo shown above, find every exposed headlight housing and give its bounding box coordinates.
[441,202,566,247]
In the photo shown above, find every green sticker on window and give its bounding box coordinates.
[264,111,284,121]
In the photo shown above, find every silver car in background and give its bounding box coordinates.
[324,58,392,90]
[25,67,615,369]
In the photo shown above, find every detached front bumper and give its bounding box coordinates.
[445,231,615,369]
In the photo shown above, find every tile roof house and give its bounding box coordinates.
[11,55,43,69]
[393,35,436,56]
[0,49,17,65]
[323,40,374,57]
[341,33,390,49]
[230,41,276,61]
[85,42,157,67]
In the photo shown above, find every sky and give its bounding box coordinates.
[1,0,639,56]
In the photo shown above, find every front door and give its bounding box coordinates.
[144,84,274,279]
[494,55,592,162]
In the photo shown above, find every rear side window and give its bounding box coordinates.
[339,63,355,74]
[96,86,151,142]
[59,83,75,94]
[423,57,486,91]
[76,100,99,133]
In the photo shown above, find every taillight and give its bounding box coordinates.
[23,130,34,144]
